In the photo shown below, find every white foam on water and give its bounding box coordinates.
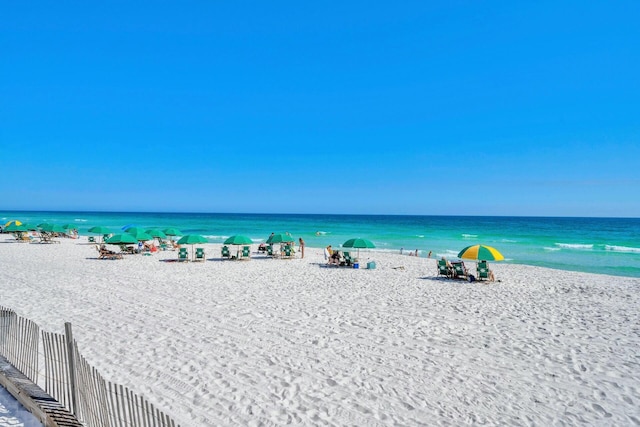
[543,247,561,251]
[462,234,478,239]
[204,235,229,240]
[605,245,640,253]
[555,243,594,250]
[501,239,517,243]
[74,218,88,222]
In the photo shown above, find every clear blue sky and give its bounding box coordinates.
[2,1,639,216]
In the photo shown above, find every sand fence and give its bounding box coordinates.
[0,305,179,427]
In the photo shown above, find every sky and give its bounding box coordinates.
[2,1,639,216]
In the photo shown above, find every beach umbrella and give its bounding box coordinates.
[39,224,66,233]
[88,226,112,243]
[5,223,28,233]
[122,224,136,231]
[62,224,78,231]
[342,237,376,258]
[266,233,294,244]
[37,223,52,229]
[224,235,253,245]
[163,228,182,236]
[124,227,146,235]
[177,234,208,260]
[105,233,137,245]
[21,223,39,231]
[126,229,153,242]
[224,235,253,258]
[457,245,504,261]
[145,229,167,240]
[88,226,112,235]
[4,220,22,228]
[177,234,208,245]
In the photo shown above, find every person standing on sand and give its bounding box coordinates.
[428,251,432,258]
[299,237,305,258]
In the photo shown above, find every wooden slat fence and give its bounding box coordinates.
[0,306,39,382]
[42,330,76,415]
[1,305,180,427]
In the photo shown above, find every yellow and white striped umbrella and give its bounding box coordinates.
[458,245,504,261]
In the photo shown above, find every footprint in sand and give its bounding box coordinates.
[592,403,612,418]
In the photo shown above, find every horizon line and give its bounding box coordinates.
[1,209,638,220]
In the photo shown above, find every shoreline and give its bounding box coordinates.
[2,211,639,279]
[1,235,640,425]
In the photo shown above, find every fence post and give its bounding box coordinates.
[65,322,79,416]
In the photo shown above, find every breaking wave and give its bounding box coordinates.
[555,243,594,250]
[605,245,640,253]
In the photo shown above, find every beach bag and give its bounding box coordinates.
[468,274,476,283]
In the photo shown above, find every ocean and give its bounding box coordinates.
[2,211,639,278]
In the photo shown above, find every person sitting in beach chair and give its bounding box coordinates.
[97,244,123,260]
[329,250,343,266]
[451,261,468,280]
[258,243,267,254]
[437,257,453,278]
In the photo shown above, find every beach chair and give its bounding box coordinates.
[120,244,135,254]
[343,252,354,266]
[266,245,274,257]
[437,259,453,278]
[221,245,230,259]
[451,261,468,280]
[282,245,293,259]
[88,236,95,243]
[194,247,205,262]
[97,245,123,260]
[477,261,490,281]
[241,246,251,259]
[178,247,189,262]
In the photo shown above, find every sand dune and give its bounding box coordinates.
[1,235,639,425]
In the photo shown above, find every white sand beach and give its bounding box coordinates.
[1,235,639,426]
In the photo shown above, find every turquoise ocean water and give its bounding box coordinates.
[2,211,639,278]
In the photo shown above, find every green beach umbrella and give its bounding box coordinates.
[177,234,208,245]
[145,229,168,239]
[163,228,182,236]
[88,226,112,243]
[266,233,294,244]
[342,237,376,258]
[458,245,504,261]
[126,229,153,241]
[62,224,78,230]
[124,227,145,235]
[88,226,112,234]
[105,233,137,245]
[39,224,66,233]
[21,223,39,231]
[37,223,52,229]
[177,234,208,261]
[224,235,253,258]
[224,235,253,245]
[342,238,376,249]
